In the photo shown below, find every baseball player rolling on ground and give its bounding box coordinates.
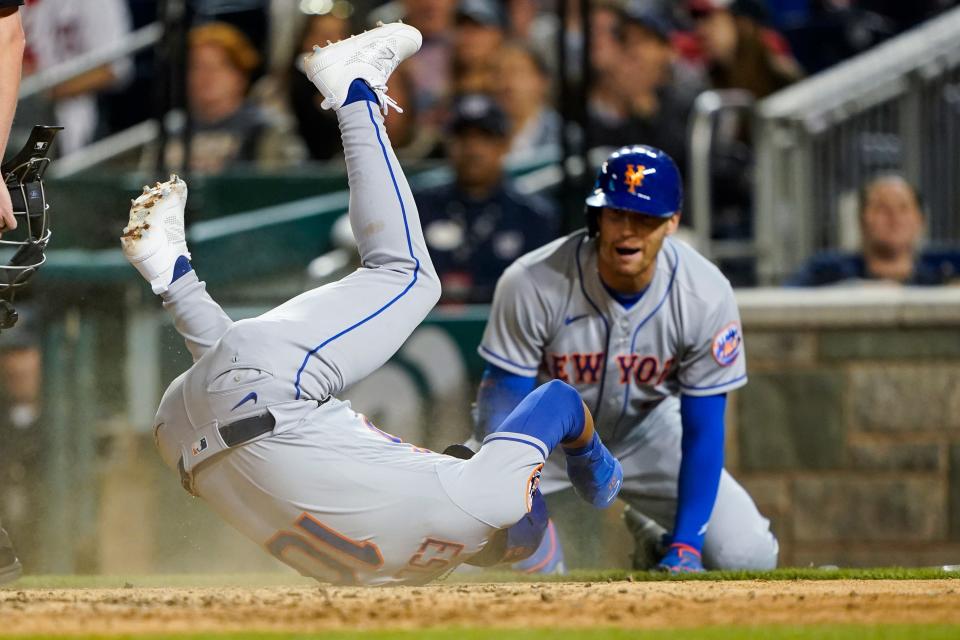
[119,22,622,586]
[475,146,778,573]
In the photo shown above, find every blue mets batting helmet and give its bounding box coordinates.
[584,145,683,235]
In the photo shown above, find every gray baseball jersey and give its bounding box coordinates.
[480,231,747,445]
[151,100,548,585]
[477,231,778,570]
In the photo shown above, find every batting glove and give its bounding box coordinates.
[655,542,705,574]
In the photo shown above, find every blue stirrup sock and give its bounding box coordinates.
[343,78,378,106]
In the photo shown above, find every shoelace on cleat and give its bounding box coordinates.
[370,84,402,115]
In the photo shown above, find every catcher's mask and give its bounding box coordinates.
[0,125,62,330]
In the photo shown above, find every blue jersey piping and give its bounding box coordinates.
[478,345,541,373]
[615,241,680,429]
[680,374,748,392]
[574,233,611,422]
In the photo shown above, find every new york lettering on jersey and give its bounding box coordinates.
[480,234,747,443]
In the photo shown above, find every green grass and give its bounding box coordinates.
[457,566,960,583]
[10,626,960,640]
[5,566,959,590]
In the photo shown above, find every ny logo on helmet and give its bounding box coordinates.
[624,164,647,194]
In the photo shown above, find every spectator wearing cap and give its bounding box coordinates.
[494,41,561,162]
[414,94,560,304]
[589,7,706,172]
[165,22,275,173]
[787,175,960,286]
[688,0,802,99]
[453,0,507,94]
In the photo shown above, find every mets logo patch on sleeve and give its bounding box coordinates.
[712,322,742,366]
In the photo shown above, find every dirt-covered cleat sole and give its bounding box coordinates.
[302,21,421,114]
[121,175,190,294]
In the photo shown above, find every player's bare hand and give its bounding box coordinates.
[0,181,18,238]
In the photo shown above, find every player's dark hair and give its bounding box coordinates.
[501,40,550,79]
[858,174,925,217]
[593,1,627,44]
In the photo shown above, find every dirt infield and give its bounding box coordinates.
[1,579,959,635]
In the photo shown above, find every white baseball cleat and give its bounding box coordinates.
[121,175,190,294]
[302,21,422,114]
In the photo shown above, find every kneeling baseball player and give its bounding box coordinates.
[120,23,622,586]
[474,145,780,574]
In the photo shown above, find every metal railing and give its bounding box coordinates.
[18,23,163,100]
[687,89,756,261]
[49,120,160,178]
[754,6,960,284]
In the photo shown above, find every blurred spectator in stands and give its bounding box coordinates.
[787,175,959,286]
[194,0,271,67]
[857,0,956,35]
[382,64,438,159]
[688,0,803,99]
[452,0,507,94]
[680,0,802,283]
[165,22,279,173]
[506,0,540,40]
[378,0,457,150]
[587,1,627,157]
[494,42,561,162]
[760,0,858,74]
[774,0,959,74]
[414,94,560,304]
[20,0,133,154]
[588,7,705,172]
[505,0,561,76]
[98,0,159,136]
[286,12,350,162]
